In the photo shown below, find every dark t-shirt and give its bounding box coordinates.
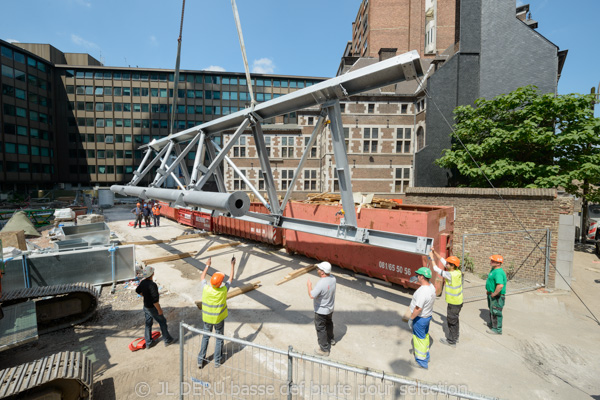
[136,279,160,308]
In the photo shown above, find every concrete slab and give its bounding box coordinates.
[102,205,600,399]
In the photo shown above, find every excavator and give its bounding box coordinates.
[0,254,98,400]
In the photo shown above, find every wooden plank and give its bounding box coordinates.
[276,264,317,285]
[170,232,212,242]
[207,242,242,252]
[121,239,165,246]
[143,251,197,265]
[195,280,261,309]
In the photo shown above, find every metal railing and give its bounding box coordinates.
[179,322,499,400]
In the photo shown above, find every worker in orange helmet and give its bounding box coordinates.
[429,249,463,347]
[486,255,507,335]
[198,256,236,369]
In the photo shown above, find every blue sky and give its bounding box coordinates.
[1,0,598,99]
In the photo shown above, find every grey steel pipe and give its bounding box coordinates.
[111,185,250,217]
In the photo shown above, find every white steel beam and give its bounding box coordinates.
[141,51,423,150]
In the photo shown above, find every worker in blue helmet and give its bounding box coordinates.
[407,267,436,369]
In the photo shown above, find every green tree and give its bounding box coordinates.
[436,85,600,242]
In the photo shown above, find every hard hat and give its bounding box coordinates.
[490,254,504,264]
[446,256,460,267]
[211,272,225,287]
[317,261,332,274]
[415,267,432,279]
[142,266,155,278]
[143,203,147,207]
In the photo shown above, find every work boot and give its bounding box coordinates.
[486,329,502,335]
[314,348,330,357]
[330,338,336,346]
[439,338,456,347]
[165,337,179,346]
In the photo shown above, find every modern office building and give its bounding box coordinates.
[0,39,324,193]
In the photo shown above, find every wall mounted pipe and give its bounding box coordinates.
[111,185,250,217]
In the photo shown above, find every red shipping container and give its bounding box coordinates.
[158,201,179,221]
[284,202,454,294]
[213,203,283,246]
[177,208,195,227]
[192,210,212,232]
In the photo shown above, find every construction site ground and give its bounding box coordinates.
[1,204,600,399]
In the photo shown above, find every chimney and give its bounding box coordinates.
[378,48,398,62]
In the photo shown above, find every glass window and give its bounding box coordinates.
[28,57,37,67]
[123,103,131,112]
[18,144,29,155]
[104,86,112,95]
[113,72,122,80]
[195,90,203,98]
[133,87,140,96]
[105,119,113,127]
[141,88,149,96]
[160,89,167,97]
[123,87,131,96]
[66,85,75,94]
[132,73,140,81]
[12,51,23,63]
[177,105,185,113]
[15,88,26,100]
[140,73,149,81]
[15,69,26,81]
[96,103,104,111]
[85,86,94,95]
[5,142,16,153]
[142,104,149,112]
[1,46,13,59]
[31,145,40,156]
[16,107,27,118]
[122,73,130,80]
[124,135,132,143]
[17,125,27,136]
[133,103,141,112]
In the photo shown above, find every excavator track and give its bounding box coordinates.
[0,351,93,399]
[0,283,99,334]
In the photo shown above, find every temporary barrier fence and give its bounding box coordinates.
[179,322,499,400]
[461,229,550,302]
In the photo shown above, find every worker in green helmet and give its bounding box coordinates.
[407,266,436,369]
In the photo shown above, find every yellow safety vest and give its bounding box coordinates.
[444,269,463,305]
[201,285,228,324]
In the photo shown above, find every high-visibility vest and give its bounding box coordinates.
[201,284,228,324]
[152,207,160,215]
[444,269,463,305]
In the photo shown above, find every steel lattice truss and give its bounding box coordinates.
[111,51,433,254]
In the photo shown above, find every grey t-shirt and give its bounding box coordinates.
[311,275,336,315]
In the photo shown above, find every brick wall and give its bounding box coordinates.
[405,187,575,288]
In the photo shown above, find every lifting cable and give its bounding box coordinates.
[231,0,257,109]
[168,0,186,137]
[415,75,600,326]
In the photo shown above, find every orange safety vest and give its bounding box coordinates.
[152,206,160,216]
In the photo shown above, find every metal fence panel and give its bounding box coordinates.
[2,245,135,290]
[180,322,499,400]
[461,229,549,301]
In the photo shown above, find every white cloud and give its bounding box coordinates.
[74,0,92,7]
[149,35,159,46]
[203,65,226,72]
[252,58,275,74]
[71,34,99,51]
[6,39,19,43]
